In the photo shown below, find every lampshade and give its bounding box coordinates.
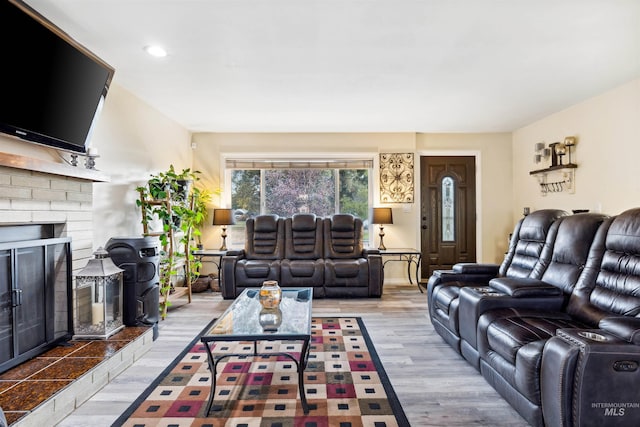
[371,207,393,225]
[212,208,235,226]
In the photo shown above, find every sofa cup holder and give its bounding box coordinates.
[577,331,608,342]
[470,286,505,297]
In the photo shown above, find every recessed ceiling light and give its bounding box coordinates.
[144,45,167,58]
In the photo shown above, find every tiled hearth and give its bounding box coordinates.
[0,326,152,426]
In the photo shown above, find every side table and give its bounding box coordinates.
[379,248,423,291]
[192,249,227,286]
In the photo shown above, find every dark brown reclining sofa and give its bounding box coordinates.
[427,208,640,427]
[221,213,383,299]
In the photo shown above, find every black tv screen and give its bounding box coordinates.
[0,0,114,154]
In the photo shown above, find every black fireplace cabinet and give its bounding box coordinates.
[0,225,73,374]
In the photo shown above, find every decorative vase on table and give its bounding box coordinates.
[259,280,282,309]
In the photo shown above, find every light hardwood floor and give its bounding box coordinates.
[55,283,529,427]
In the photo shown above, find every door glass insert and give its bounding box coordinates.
[442,176,454,241]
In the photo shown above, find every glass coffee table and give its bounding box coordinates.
[200,287,313,414]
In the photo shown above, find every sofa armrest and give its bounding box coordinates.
[429,269,498,285]
[225,249,245,257]
[599,316,640,345]
[489,277,563,297]
[221,250,246,299]
[453,263,500,275]
[366,253,383,297]
[426,267,499,316]
[542,328,640,427]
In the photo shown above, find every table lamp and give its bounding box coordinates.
[212,208,235,250]
[371,207,393,250]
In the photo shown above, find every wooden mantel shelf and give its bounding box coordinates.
[0,151,110,182]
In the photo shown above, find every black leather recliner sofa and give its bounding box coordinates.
[222,213,383,299]
[427,208,640,427]
[426,209,569,353]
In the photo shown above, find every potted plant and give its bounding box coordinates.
[137,165,200,229]
[147,175,169,200]
[135,165,202,318]
[136,166,223,315]
[176,186,213,284]
[138,165,198,201]
[163,165,198,202]
[189,187,213,249]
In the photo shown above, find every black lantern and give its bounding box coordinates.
[74,248,124,339]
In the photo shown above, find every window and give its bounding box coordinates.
[224,158,373,247]
[442,176,455,241]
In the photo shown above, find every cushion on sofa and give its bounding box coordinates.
[285,213,323,259]
[502,209,570,278]
[245,214,284,259]
[281,214,325,289]
[324,214,363,259]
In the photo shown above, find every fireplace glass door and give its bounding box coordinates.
[0,232,72,373]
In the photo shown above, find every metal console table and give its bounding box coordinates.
[192,249,226,283]
[379,248,423,291]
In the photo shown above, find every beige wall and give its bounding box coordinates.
[512,78,640,220]
[88,84,193,247]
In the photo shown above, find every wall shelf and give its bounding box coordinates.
[529,163,577,175]
[530,137,578,196]
[529,163,577,195]
[0,151,109,182]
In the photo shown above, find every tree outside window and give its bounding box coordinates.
[265,169,336,217]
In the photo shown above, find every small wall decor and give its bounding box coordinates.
[529,136,578,196]
[379,153,414,203]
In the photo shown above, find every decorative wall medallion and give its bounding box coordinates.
[379,153,414,203]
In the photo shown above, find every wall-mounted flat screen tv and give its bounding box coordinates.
[0,0,115,154]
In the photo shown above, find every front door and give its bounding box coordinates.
[420,156,476,279]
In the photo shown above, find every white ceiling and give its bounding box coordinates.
[24,0,640,133]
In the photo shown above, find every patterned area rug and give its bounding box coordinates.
[113,317,410,426]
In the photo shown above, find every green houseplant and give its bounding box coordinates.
[135,165,204,319]
[175,186,212,283]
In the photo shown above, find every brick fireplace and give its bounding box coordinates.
[0,155,105,271]
[0,153,157,426]
[1,157,103,374]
